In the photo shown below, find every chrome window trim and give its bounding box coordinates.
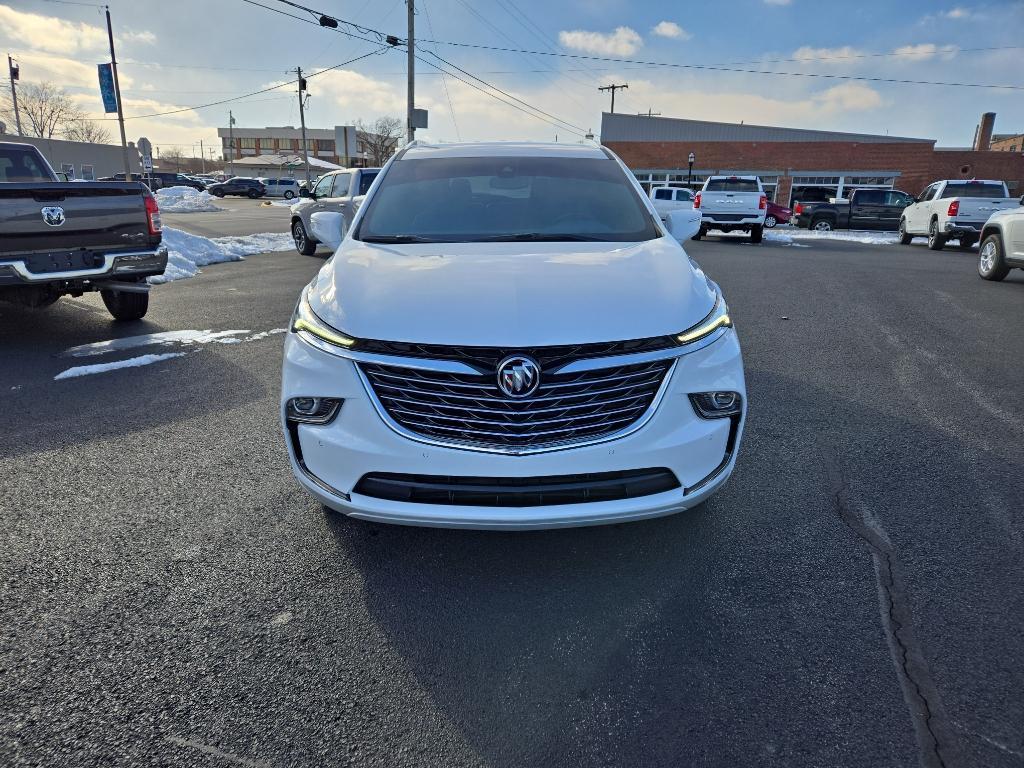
[354,358,678,456]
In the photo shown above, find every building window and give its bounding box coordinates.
[237,138,256,149]
[317,139,335,153]
[81,164,94,181]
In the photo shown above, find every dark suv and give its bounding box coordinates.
[207,177,267,199]
[150,171,206,191]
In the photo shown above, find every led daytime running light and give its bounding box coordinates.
[293,293,357,348]
[676,296,732,345]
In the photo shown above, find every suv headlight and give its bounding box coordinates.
[676,293,732,345]
[292,290,357,348]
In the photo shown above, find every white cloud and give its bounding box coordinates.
[651,21,691,41]
[558,27,642,56]
[812,83,884,112]
[304,70,406,113]
[943,7,973,19]
[891,43,958,61]
[764,0,792,5]
[792,46,865,64]
[0,5,156,54]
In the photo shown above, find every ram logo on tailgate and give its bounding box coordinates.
[41,206,66,227]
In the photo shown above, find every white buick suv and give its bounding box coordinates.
[281,142,746,529]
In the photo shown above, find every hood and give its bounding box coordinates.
[307,237,717,347]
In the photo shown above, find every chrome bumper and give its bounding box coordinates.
[0,247,168,285]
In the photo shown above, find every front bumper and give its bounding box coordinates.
[0,247,168,286]
[280,329,747,529]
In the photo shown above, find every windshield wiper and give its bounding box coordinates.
[473,233,604,242]
[360,234,444,244]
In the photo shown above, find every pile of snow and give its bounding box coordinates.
[765,229,900,246]
[156,185,223,213]
[154,227,295,283]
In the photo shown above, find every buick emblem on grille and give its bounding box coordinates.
[497,355,541,398]
[41,206,66,227]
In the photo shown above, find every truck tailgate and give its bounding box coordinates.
[954,197,1018,222]
[700,191,762,217]
[0,183,155,256]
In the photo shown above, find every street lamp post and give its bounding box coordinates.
[688,152,695,189]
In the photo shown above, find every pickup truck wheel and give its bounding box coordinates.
[292,220,318,255]
[763,214,777,229]
[898,219,913,245]
[750,225,763,244]
[978,235,1010,281]
[811,218,834,231]
[927,220,946,251]
[101,289,149,321]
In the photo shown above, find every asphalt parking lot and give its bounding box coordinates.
[1,233,1022,768]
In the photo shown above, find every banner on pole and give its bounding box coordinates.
[97,64,118,113]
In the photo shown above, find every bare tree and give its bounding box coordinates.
[0,82,87,139]
[63,120,113,144]
[355,116,403,166]
[159,147,187,172]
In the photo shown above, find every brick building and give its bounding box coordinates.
[601,112,1024,206]
[216,125,373,167]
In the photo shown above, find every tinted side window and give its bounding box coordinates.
[358,171,379,195]
[886,191,913,206]
[940,183,1007,199]
[855,190,884,206]
[654,189,673,200]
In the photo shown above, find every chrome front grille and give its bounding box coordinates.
[360,358,673,451]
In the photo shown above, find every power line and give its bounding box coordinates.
[419,0,460,141]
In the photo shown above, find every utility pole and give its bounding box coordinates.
[6,55,22,135]
[228,110,235,176]
[296,68,311,185]
[406,0,415,144]
[598,83,628,114]
[104,7,131,180]
[199,138,206,173]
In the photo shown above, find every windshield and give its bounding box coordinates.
[0,146,54,182]
[705,178,760,192]
[940,183,1007,199]
[356,156,660,243]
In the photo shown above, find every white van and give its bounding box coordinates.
[259,177,301,199]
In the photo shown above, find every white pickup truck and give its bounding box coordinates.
[899,179,1019,251]
[692,175,767,243]
[648,185,694,222]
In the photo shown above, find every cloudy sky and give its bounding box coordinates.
[1,0,1022,157]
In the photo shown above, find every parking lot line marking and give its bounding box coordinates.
[165,736,272,768]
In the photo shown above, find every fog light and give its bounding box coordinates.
[286,397,342,424]
[690,392,742,419]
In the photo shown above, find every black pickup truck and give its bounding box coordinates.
[794,188,916,231]
[0,142,167,320]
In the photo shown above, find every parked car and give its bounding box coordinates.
[900,179,1020,250]
[789,187,836,207]
[149,171,205,191]
[0,141,166,320]
[794,189,915,231]
[290,167,381,254]
[977,196,1024,280]
[281,141,744,529]
[649,185,694,222]
[259,177,301,199]
[99,172,158,191]
[692,175,767,243]
[763,200,792,228]
[206,177,267,198]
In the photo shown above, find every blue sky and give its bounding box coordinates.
[2,0,1022,155]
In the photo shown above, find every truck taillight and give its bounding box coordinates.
[759,195,767,210]
[693,192,701,208]
[145,194,162,235]
[794,202,803,215]
[947,200,959,217]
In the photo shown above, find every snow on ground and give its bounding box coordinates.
[765,229,900,246]
[155,186,223,213]
[154,228,295,283]
[54,353,185,381]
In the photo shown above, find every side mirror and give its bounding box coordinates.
[309,211,345,250]
[667,208,701,242]
[299,187,311,198]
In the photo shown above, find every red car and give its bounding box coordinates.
[764,200,792,228]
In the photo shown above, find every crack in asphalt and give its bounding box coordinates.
[819,445,963,768]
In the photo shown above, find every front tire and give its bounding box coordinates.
[927,220,946,251]
[898,218,913,245]
[101,289,149,321]
[750,225,763,244]
[292,220,317,255]
[811,217,834,232]
[763,214,777,229]
[284,190,295,199]
[978,235,1010,281]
